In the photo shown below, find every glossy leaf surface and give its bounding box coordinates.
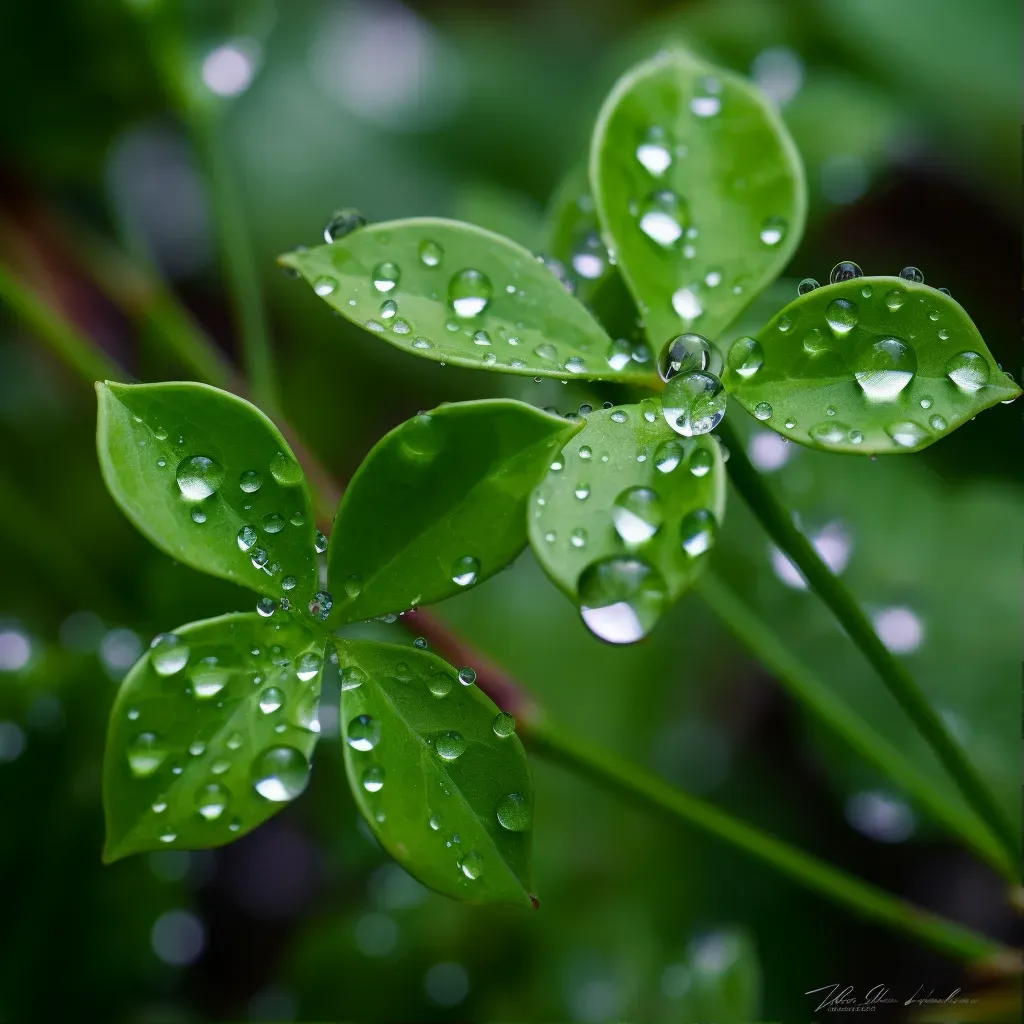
[337,640,535,907]
[721,278,1021,453]
[591,49,806,351]
[104,613,325,861]
[529,403,725,643]
[328,400,581,623]
[96,381,318,602]
[279,218,657,383]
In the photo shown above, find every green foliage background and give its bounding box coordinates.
[0,0,1019,1021]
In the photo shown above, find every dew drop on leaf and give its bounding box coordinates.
[451,555,479,587]
[323,208,366,242]
[458,852,484,880]
[448,268,492,318]
[296,652,322,682]
[945,351,989,391]
[898,266,924,283]
[611,487,663,545]
[577,556,667,644]
[492,712,516,738]
[308,590,333,621]
[496,793,530,831]
[654,439,684,473]
[854,337,917,399]
[150,633,189,676]
[636,127,672,176]
[362,766,385,792]
[797,277,819,295]
[662,372,726,436]
[885,421,929,448]
[638,190,687,247]
[259,686,285,714]
[372,261,400,293]
[269,452,303,487]
[435,730,467,761]
[176,455,223,501]
[239,470,263,493]
[251,745,310,802]
[419,239,442,267]
[830,261,863,283]
[689,446,713,477]
[428,671,453,698]
[726,337,764,379]
[754,402,773,421]
[127,732,166,777]
[825,298,858,336]
[658,333,710,381]
[196,783,229,821]
[347,714,380,751]
[190,656,228,699]
[457,667,476,686]
[680,509,717,556]
[262,512,285,534]
[759,216,786,246]
[313,276,337,297]
[256,597,277,618]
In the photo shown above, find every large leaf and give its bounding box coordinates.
[328,399,581,623]
[720,277,1021,453]
[278,218,658,384]
[103,612,325,861]
[336,639,535,907]
[96,381,319,603]
[528,403,725,644]
[590,48,806,353]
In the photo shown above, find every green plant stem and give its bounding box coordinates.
[0,264,121,383]
[191,112,280,416]
[697,573,1014,879]
[527,716,1006,964]
[716,415,1019,869]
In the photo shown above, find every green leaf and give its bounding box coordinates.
[336,639,535,907]
[528,403,725,644]
[96,381,318,603]
[721,277,1021,454]
[103,612,325,862]
[278,217,658,384]
[590,48,806,353]
[328,399,582,623]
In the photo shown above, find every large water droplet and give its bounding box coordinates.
[830,261,863,283]
[825,298,858,335]
[449,269,492,318]
[899,266,924,283]
[340,666,366,691]
[269,451,303,486]
[296,652,322,683]
[196,783,229,821]
[492,712,516,738]
[496,793,530,831]
[262,512,285,534]
[362,766,385,793]
[190,656,228,699]
[658,334,710,381]
[945,351,989,391]
[251,746,310,802]
[323,208,365,242]
[239,469,263,493]
[400,413,443,464]
[654,439,685,473]
[458,852,484,880]
[313,276,337,297]
[754,402,773,421]
[671,286,703,322]
[150,633,189,676]
[727,337,764,379]
[854,336,917,399]
[127,732,166,777]
[612,487,663,545]
[809,421,851,446]
[435,731,467,761]
[259,686,285,714]
[347,714,379,751]
[797,277,819,295]
[428,671,453,698]
[662,372,726,436]
[577,557,668,644]
[680,509,717,556]
[639,191,687,247]
[237,525,257,552]
[372,261,400,293]
[886,421,928,448]
[689,446,713,477]
[636,128,672,176]
[451,556,479,587]
[176,455,223,501]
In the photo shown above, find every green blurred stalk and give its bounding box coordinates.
[698,573,1015,879]
[716,415,1019,871]
[528,717,1008,964]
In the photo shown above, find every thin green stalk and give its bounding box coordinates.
[191,111,280,415]
[527,716,1007,964]
[698,573,1014,879]
[716,415,1019,868]
[0,264,120,383]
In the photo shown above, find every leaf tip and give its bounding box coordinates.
[276,251,301,272]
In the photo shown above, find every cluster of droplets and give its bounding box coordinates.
[657,334,729,437]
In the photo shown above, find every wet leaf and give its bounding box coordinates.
[328,399,581,623]
[721,277,1021,453]
[336,639,535,907]
[278,218,658,384]
[96,381,318,603]
[591,48,806,352]
[528,403,725,644]
[103,612,325,862]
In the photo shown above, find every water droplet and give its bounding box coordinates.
[379,298,397,319]
[347,714,379,751]
[810,421,851,445]
[458,852,484,880]
[662,372,726,436]
[189,507,207,524]
[150,633,190,676]
[399,413,443,464]
[458,667,476,686]
[313,276,337,297]
[492,712,516,738]
[945,351,989,391]
[323,208,365,242]
[565,355,586,374]
[639,190,687,246]
[654,439,684,473]
[570,527,588,549]
[250,547,268,569]
[612,487,663,545]
[269,452,303,487]
[362,766,385,792]
[127,732,166,777]
[802,328,829,356]
[372,261,400,293]
[754,402,773,421]
[825,298,858,335]
[308,591,333,621]
[451,556,479,587]
[534,342,559,364]
[929,413,947,431]
[449,269,492,317]
[690,81,722,117]
[658,333,710,381]
[574,483,591,500]
[314,530,328,554]
[190,657,228,699]
[159,831,177,844]
[496,793,530,831]
[636,128,672,176]
[671,286,703,322]
[435,731,466,761]
[759,216,787,246]
[689,446,713,477]
[281,575,297,593]
[295,652,322,683]
[886,421,928,448]
[830,261,863,283]
[340,666,366,691]
[797,277,819,295]
[251,746,309,802]
[785,417,797,429]
[606,337,633,371]
[259,686,284,714]
[196,783,229,821]
[680,509,717,556]
[727,337,764,379]
[419,240,442,267]
[239,469,263,493]
[289,511,306,527]
[577,557,667,644]
[854,336,917,399]
[261,513,285,535]
[256,597,276,618]
[428,671,453,698]
[899,266,924,283]
[578,445,592,460]
[176,455,223,501]
[429,813,442,831]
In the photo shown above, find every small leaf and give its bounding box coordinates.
[336,639,535,907]
[96,381,318,602]
[278,218,658,384]
[529,403,725,644]
[103,612,325,862]
[328,399,582,623]
[721,277,1021,453]
[591,49,806,352]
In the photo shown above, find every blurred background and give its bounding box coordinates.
[0,0,1020,1020]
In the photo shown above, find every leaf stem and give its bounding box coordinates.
[697,573,1014,879]
[526,716,1008,964]
[716,415,1019,868]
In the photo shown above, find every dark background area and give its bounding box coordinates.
[0,1,1019,1021]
